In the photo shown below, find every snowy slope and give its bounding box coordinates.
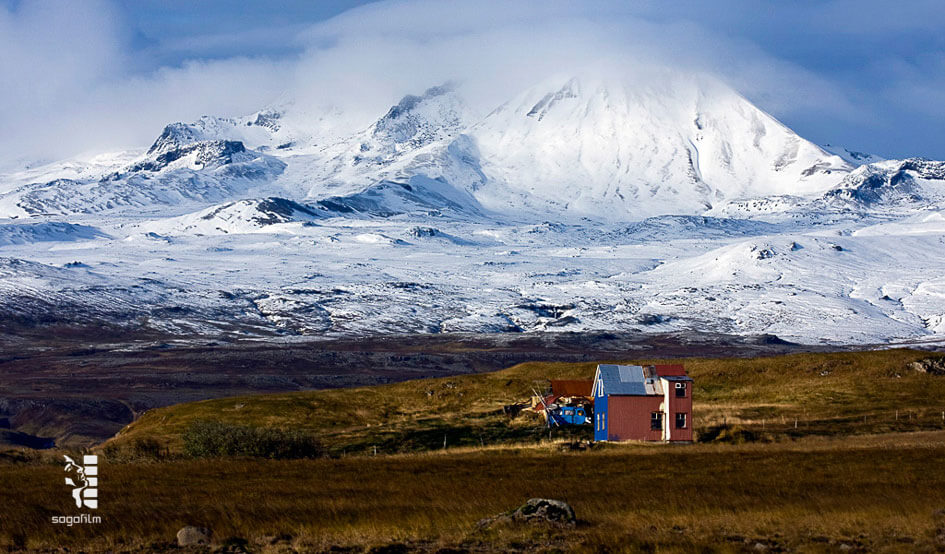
[821,144,884,166]
[854,210,945,236]
[0,222,107,246]
[638,233,945,341]
[136,197,323,236]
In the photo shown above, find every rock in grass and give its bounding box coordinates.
[478,498,576,529]
[908,358,945,375]
[176,526,212,546]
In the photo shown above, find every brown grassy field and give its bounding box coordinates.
[2,432,945,552]
[3,348,945,552]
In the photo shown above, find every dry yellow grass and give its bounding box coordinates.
[2,432,945,552]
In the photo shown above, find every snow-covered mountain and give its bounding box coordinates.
[440,74,852,220]
[1,70,944,345]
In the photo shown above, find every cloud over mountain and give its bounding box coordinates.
[1,0,944,168]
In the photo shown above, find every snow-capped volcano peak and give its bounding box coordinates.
[444,72,851,220]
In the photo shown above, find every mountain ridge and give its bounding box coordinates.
[1,71,944,345]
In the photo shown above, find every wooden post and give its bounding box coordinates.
[794,418,798,429]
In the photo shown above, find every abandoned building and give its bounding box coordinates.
[533,379,594,411]
[531,379,594,425]
[591,364,693,442]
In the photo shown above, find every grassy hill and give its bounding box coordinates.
[106,348,945,457]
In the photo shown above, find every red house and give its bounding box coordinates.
[591,364,693,442]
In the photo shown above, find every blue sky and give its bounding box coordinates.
[1,0,944,163]
[116,1,379,69]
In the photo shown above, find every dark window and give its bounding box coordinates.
[676,413,687,429]
[675,382,686,397]
[650,412,662,430]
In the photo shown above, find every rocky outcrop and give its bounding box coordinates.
[824,158,945,206]
[477,498,577,529]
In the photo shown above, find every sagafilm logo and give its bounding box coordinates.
[63,455,98,509]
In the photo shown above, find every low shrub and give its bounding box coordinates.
[182,420,322,459]
[102,437,168,462]
[697,424,771,444]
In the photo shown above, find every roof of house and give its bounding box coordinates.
[550,379,593,397]
[653,364,688,377]
[595,364,691,396]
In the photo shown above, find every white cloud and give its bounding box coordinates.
[0,1,289,165]
[0,0,943,167]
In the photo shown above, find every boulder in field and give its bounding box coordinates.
[477,498,576,529]
[176,526,212,546]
